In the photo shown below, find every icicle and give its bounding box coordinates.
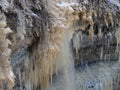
[115,27,120,63]
[89,27,94,40]
[107,32,112,49]
[72,32,80,58]
[104,54,107,62]
[118,52,120,63]
[100,46,103,60]
[0,21,6,28]
[98,27,103,39]
[115,27,120,54]
[4,27,13,34]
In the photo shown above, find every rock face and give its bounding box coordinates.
[0,0,120,90]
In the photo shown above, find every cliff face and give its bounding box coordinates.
[0,0,120,90]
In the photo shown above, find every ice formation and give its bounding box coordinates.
[0,0,120,90]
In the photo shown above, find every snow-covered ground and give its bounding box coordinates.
[50,61,120,90]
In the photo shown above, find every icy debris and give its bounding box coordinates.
[108,0,120,8]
